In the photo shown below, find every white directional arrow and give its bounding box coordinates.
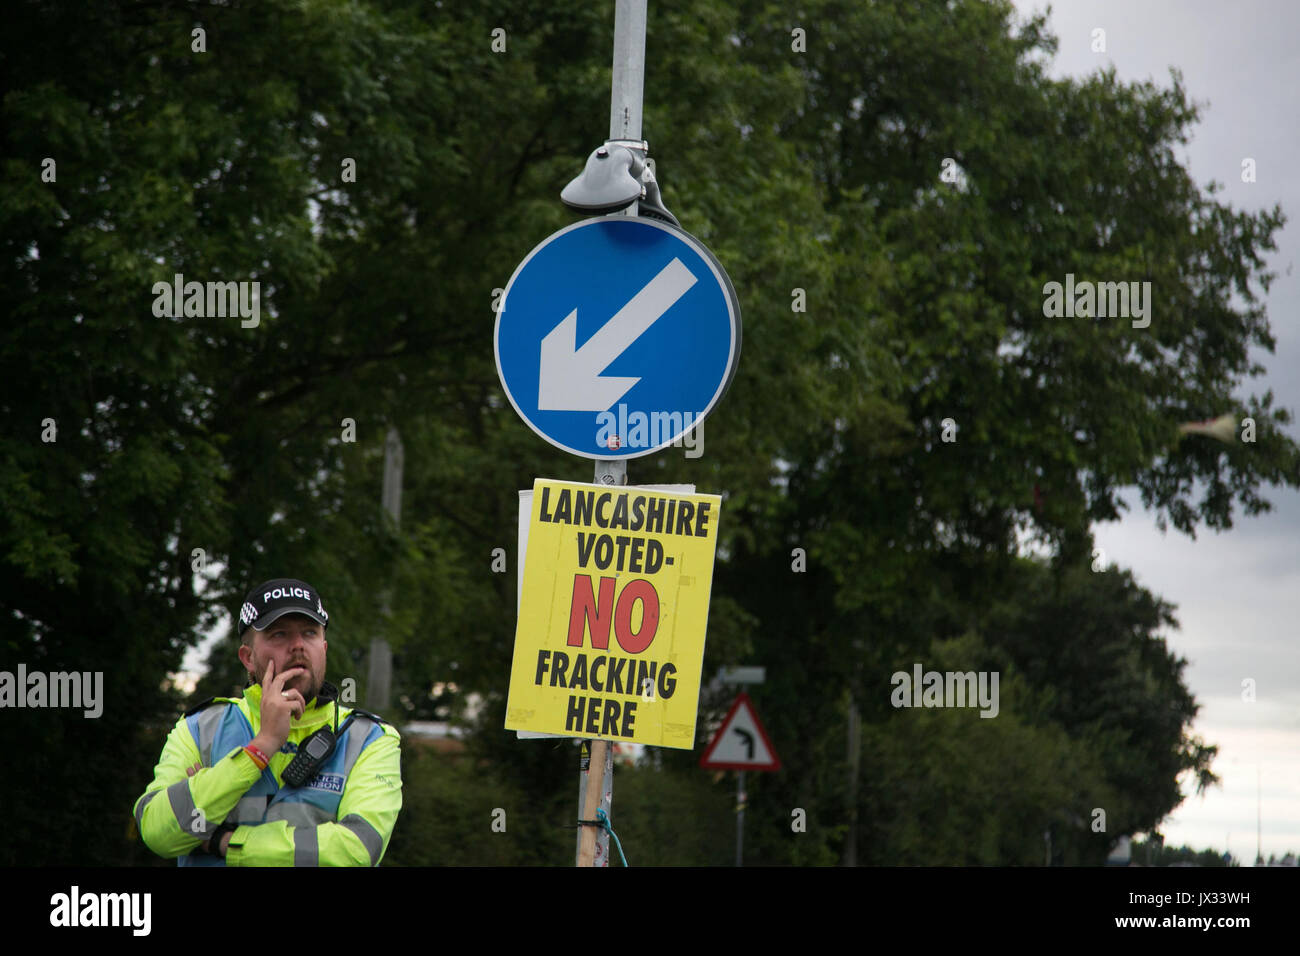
[537,257,697,412]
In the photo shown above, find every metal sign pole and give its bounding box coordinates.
[609,0,646,143]
[576,0,647,867]
[366,426,402,712]
[736,770,746,866]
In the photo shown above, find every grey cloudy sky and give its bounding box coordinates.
[1010,0,1300,862]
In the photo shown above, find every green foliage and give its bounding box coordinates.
[603,762,738,866]
[383,743,572,866]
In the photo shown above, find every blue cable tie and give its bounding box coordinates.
[596,808,628,867]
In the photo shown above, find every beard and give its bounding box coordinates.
[249,651,325,704]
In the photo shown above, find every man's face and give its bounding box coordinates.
[238,614,328,703]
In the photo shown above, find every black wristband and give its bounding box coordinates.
[208,819,239,857]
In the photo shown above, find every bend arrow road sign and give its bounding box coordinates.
[495,217,740,460]
[699,692,780,772]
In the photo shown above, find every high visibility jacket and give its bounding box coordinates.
[133,683,402,866]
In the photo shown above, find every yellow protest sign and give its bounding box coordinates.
[505,479,721,749]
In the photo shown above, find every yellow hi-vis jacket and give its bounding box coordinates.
[133,683,402,866]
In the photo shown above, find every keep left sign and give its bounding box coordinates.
[505,479,721,749]
[494,217,740,460]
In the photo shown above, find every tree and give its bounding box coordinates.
[714,0,1293,863]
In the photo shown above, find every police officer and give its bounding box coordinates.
[133,578,402,866]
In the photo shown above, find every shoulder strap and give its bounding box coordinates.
[184,696,219,717]
[183,695,241,717]
[345,707,389,725]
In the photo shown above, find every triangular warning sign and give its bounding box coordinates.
[699,692,780,771]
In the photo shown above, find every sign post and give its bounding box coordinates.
[737,770,746,868]
[506,479,722,866]
[586,0,643,869]
[496,0,740,867]
[700,691,781,866]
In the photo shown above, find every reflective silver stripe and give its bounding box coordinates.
[294,826,319,867]
[194,705,229,766]
[340,814,383,866]
[334,717,383,864]
[265,802,333,827]
[234,795,270,824]
[167,779,208,837]
[341,716,374,774]
[134,789,161,830]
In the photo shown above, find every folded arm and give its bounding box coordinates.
[134,719,263,859]
[224,727,403,867]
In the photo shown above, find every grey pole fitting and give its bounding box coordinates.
[561,143,645,214]
[561,140,680,227]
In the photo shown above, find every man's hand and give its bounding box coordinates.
[252,659,306,756]
[200,829,236,858]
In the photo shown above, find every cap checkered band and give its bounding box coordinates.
[238,578,329,632]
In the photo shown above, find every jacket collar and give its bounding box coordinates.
[242,680,341,729]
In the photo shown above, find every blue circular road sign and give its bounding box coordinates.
[494,217,740,460]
